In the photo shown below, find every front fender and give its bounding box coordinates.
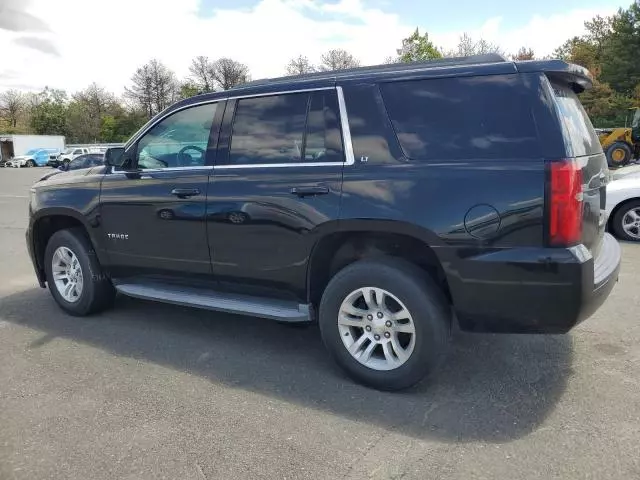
[29,172,107,266]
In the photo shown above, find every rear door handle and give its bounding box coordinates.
[171,188,201,198]
[290,186,329,197]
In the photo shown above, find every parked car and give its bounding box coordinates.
[7,148,61,167]
[57,153,105,171]
[26,54,621,391]
[49,147,91,167]
[606,168,640,241]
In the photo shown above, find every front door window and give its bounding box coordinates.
[136,103,219,169]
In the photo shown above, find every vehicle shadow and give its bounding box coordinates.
[0,288,574,443]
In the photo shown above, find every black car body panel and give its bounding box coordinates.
[26,55,621,333]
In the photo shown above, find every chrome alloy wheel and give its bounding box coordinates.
[338,287,416,371]
[51,246,84,303]
[622,207,640,240]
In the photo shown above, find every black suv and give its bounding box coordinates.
[26,54,621,390]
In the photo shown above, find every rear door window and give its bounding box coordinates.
[380,75,540,161]
[549,80,602,157]
[228,90,343,165]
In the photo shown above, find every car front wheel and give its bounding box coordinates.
[44,227,115,315]
[319,257,451,391]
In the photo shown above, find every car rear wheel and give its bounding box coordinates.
[319,257,451,391]
[611,199,640,242]
[26,160,36,167]
[606,141,633,168]
[44,227,115,315]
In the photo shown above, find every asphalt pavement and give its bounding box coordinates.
[0,168,639,480]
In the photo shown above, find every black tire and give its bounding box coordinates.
[611,199,640,242]
[63,159,70,167]
[319,257,451,391]
[44,227,115,316]
[26,160,36,168]
[606,141,633,168]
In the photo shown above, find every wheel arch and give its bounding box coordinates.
[31,208,103,282]
[306,219,450,307]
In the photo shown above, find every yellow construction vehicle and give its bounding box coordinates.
[598,107,640,167]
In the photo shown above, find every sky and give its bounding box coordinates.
[0,0,628,95]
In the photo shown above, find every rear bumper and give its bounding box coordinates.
[450,233,621,333]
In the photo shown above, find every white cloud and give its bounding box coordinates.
[0,0,621,95]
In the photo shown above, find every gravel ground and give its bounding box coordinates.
[0,168,639,480]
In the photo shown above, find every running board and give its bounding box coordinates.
[114,282,312,323]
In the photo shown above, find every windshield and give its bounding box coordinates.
[62,148,74,154]
[24,149,41,155]
[632,108,640,129]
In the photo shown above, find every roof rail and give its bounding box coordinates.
[232,53,509,91]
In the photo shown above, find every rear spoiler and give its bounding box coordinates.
[515,59,593,93]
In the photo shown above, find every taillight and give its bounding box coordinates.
[548,159,583,246]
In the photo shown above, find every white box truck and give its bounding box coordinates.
[0,134,66,167]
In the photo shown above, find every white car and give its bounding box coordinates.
[606,166,640,242]
[57,147,90,166]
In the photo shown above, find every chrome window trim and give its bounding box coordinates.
[225,86,334,101]
[213,161,345,170]
[111,165,214,175]
[336,86,355,166]
[214,85,355,170]
[124,100,224,152]
[122,85,355,170]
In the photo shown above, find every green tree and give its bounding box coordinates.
[29,87,68,136]
[579,78,633,127]
[397,28,442,62]
[99,106,146,143]
[553,36,599,70]
[600,2,640,95]
[180,81,201,99]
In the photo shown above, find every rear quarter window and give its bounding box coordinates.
[549,80,602,157]
[380,75,541,161]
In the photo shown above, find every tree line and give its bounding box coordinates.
[1,1,638,143]
[553,1,640,127]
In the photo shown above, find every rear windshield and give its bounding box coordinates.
[380,75,540,161]
[549,80,602,157]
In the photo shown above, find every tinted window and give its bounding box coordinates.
[228,91,343,166]
[229,93,308,165]
[69,156,88,169]
[550,80,602,157]
[86,154,104,166]
[303,91,344,163]
[137,103,218,169]
[380,76,540,161]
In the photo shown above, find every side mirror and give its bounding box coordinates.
[104,147,126,167]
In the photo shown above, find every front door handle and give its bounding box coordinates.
[290,186,330,197]
[171,188,201,198]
